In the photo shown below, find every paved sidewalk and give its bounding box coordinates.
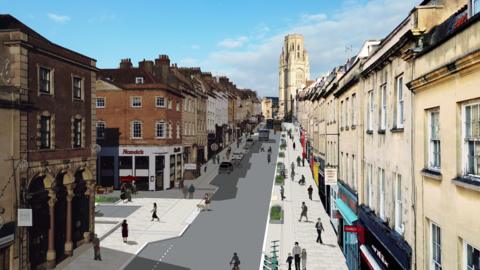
[57,198,201,270]
[264,123,347,270]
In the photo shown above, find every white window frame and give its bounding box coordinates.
[464,241,480,270]
[380,84,387,130]
[131,96,142,108]
[463,102,480,178]
[96,97,106,108]
[379,168,385,220]
[368,90,374,131]
[394,173,404,234]
[430,222,442,270]
[367,164,373,207]
[396,76,404,128]
[155,121,166,139]
[428,109,441,171]
[352,94,356,126]
[135,77,144,84]
[131,121,142,139]
[340,101,344,128]
[156,96,166,108]
[346,97,350,128]
[96,121,106,140]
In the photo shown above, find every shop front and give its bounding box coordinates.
[335,181,359,270]
[0,222,15,270]
[97,145,183,191]
[358,205,412,270]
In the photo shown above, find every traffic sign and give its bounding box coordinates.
[210,143,218,151]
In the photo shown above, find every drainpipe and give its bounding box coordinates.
[409,55,417,270]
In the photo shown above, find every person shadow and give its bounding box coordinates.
[126,241,138,245]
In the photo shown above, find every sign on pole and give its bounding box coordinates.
[210,143,218,151]
[184,163,196,170]
[18,209,32,227]
[325,168,338,185]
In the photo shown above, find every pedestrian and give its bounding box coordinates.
[121,219,128,243]
[267,153,271,163]
[217,155,220,164]
[292,242,302,270]
[301,248,307,270]
[229,252,240,270]
[297,156,301,167]
[299,174,305,185]
[298,202,308,222]
[302,155,306,167]
[315,218,324,244]
[126,184,132,202]
[291,162,295,172]
[204,193,211,211]
[307,185,313,200]
[92,234,101,261]
[120,183,127,203]
[280,185,285,201]
[182,185,188,199]
[151,202,160,221]
[286,253,293,270]
[291,169,295,181]
[188,184,195,199]
[293,142,296,150]
[204,164,207,173]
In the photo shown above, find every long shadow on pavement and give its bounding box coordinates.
[124,256,190,270]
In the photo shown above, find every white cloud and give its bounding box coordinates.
[217,36,249,49]
[88,13,116,24]
[47,13,70,23]
[197,0,419,97]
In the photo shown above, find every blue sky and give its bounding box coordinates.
[1,0,419,97]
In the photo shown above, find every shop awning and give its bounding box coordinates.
[335,198,358,225]
[360,245,384,270]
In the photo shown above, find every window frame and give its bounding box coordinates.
[428,109,441,171]
[39,66,53,94]
[394,173,404,234]
[367,164,373,207]
[380,84,387,131]
[396,76,404,128]
[96,97,106,108]
[155,96,166,108]
[131,96,142,108]
[464,241,480,270]
[40,115,51,149]
[430,222,442,270]
[135,77,144,84]
[379,168,385,220]
[96,121,106,140]
[367,90,374,131]
[155,121,166,139]
[72,76,83,100]
[352,94,357,126]
[463,102,480,178]
[131,120,143,139]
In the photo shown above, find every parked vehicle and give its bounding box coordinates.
[219,162,234,174]
[259,129,269,141]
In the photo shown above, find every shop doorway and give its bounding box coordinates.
[54,174,67,263]
[72,171,89,248]
[155,156,164,191]
[28,176,49,270]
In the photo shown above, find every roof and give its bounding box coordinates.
[99,68,156,85]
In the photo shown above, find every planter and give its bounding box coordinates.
[275,175,284,185]
[270,205,284,224]
[279,152,285,158]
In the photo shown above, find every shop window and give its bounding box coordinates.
[170,155,176,181]
[431,223,442,270]
[465,242,480,270]
[463,102,480,178]
[176,153,182,180]
[119,156,133,169]
[135,156,149,170]
[428,109,441,170]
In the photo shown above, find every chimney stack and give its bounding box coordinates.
[119,58,132,69]
[139,59,154,73]
[154,54,170,83]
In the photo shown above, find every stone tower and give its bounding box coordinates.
[278,34,310,118]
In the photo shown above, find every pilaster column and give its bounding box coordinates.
[46,191,56,269]
[84,181,96,242]
[64,185,74,255]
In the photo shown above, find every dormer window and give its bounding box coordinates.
[135,77,144,84]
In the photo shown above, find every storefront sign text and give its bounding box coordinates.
[372,244,389,268]
[123,149,144,155]
[325,168,337,185]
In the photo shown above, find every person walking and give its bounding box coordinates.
[151,202,160,221]
[291,162,295,173]
[307,185,313,200]
[292,242,302,270]
[291,169,295,181]
[204,164,207,173]
[293,142,296,150]
[229,252,240,270]
[188,184,195,199]
[216,155,220,164]
[280,185,285,201]
[301,248,307,270]
[302,154,306,167]
[267,153,271,164]
[92,234,101,261]
[204,193,211,211]
[121,219,128,243]
[286,253,293,270]
[297,156,301,167]
[315,218,324,244]
[182,185,188,199]
[298,202,308,222]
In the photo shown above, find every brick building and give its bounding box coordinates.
[96,58,184,190]
[0,15,97,269]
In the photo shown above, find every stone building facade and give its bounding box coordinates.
[278,34,310,119]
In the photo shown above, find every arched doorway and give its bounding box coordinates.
[27,175,50,270]
[54,173,67,263]
[72,170,89,247]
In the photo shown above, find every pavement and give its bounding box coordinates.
[263,122,348,270]
[123,131,279,270]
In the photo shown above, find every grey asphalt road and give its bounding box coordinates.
[124,133,279,270]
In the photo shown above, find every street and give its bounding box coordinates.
[124,133,279,270]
